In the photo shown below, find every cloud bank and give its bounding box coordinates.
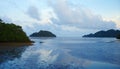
[48,0,116,30]
[0,0,117,36]
[1,16,13,23]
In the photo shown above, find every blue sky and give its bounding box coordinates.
[0,0,120,37]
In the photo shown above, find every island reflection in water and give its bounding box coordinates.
[0,45,28,64]
[0,37,120,69]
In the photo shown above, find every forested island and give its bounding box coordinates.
[30,30,56,37]
[83,29,120,38]
[0,19,31,43]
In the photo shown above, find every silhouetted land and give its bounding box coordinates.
[30,30,56,37]
[83,29,120,38]
[0,19,32,43]
[116,35,120,39]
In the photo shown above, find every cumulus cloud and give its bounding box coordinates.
[22,0,117,36]
[1,0,117,36]
[27,6,40,20]
[48,0,116,30]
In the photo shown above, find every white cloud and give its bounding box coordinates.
[27,6,40,21]
[39,8,58,25]
[1,16,13,23]
[0,0,118,36]
[103,16,120,29]
[22,0,117,36]
[48,0,116,30]
[61,25,80,32]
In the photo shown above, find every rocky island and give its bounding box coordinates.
[30,30,56,37]
[83,29,120,38]
[0,19,32,44]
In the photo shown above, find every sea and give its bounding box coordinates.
[0,37,120,69]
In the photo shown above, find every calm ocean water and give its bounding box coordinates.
[0,37,120,69]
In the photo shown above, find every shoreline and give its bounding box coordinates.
[0,41,34,46]
[0,42,34,51]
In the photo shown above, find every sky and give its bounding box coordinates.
[0,0,120,37]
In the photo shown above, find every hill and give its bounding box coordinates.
[83,29,120,38]
[30,30,56,37]
[0,19,31,42]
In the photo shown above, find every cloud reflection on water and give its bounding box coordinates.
[0,37,120,69]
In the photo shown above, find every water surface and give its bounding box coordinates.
[0,37,120,69]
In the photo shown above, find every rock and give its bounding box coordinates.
[40,41,44,43]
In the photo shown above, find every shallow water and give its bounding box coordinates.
[0,37,120,69]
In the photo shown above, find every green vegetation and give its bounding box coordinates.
[0,19,31,42]
[30,30,56,37]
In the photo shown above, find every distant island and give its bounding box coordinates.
[30,30,56,37]
[0,19,31,43]
[83,29,120,38]
[116,35,120,39]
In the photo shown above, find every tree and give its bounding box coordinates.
[0,19,31,42]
